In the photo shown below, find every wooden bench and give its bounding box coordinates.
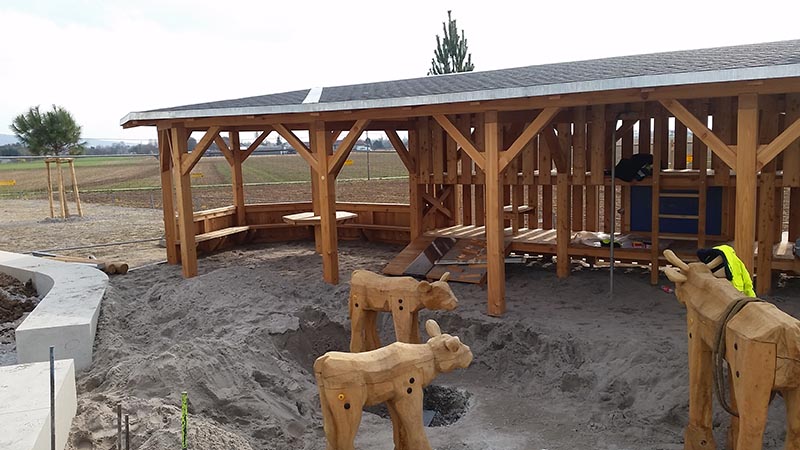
[194,225,251,243]
[339,223,409,233]
[503,204,534,234]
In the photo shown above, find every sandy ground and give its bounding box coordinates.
[2,199,800,449]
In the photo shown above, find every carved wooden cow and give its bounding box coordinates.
[314,319,473,450]
[664,250,800,450]
[349,270,458,353]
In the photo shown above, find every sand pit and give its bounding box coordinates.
[0,272,39,366]
[65,240,800,449]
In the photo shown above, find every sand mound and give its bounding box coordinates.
[66,241,800,449]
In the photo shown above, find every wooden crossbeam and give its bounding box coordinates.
[214,135,234,165]
[242,128,272,161]
[499,107,560,172]
[273,123,319,172]
[541,126,568,172]
[180,126,220,175]
[614,119,637,139]
[329,119,371,177]
[757,115,800,169]
[433,114,486,170]
[659,99,736,169]
[422,187,453,219]
[385,129,415,173]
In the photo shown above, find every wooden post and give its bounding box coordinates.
[786,94,800,242]
[230,131,246,226]
[158,129,179,264]
[650,110,667,285]
[735,94,758,275]
[56,159,68,218]
[68,159,83,217]
[484,111,505,316]
[556,173,570,278]
[312,121,340,285]
[693,101,708,249]
[756,98,779,296]
[408,123,424,239]
[45,160,54,218]
[171,125,198,277]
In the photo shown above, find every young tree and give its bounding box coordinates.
[428,10,474,75]
[10,105,84,156]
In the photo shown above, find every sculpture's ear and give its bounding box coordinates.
[445,336,461,352]
[665,267,687,283]
[439,272,450,282]
[418,280,432,293]
[425,319,441,338]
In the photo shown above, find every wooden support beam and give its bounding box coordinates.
[541,126,568,172]
[735,94,758,275]
[180,126,221,175]
[615,120,637,139]
[171,126,198,277]
[484,111,505,316]
[660,99,736,170]
[693,101,709,249]
[556,173,570,278]
[230,131,246,226]
[590,105,605,185]
[422,188,453,219]
[385,129,415,173]
[273,123,319,173]
[329,119,371,177]
[785,94,800,241]
[573,107,587,184]
[756,115,800,169]
[242,128,272,161]
[311,121,339,284]
[756,99,780,296]
[158,129,178,264]
[408,125,424,239]
[214,135,235,166]
[433,114,486,170]
[650,110,664,285]
[498,107,560,171]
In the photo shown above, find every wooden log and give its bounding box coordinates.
[484,111,506,316]
[45,161,54,218]
[735,93,758,275]
[230,131,246,226]
[312,121,340,284]
[171,126,198,277]
[556,173,570,278]
[68,159,83,217]
[158,129,178,264]
[56,159,68,219]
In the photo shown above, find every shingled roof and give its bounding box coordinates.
[122,39,800,125]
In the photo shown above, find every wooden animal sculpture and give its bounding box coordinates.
[314,319,473,450]
[663,249,800,450]
[349,270,458,353]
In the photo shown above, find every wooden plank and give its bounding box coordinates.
[585,186,598,231]
[573,107,587,184]
[650,110,663,285]
[499,106,560,171]
[603,184,613,233]
[158,129,178,264]
[473,117,486,184]
[273,123,319,173]
[311,121,340,284]
[433,114,486,170]
[674,119,687,169]
[474,184,485,227]
[522,137,535,184]
[539,127,553,185]
[457,114,473,184]
[329,119,370,177]
[712,97,734,185]
[242,128,272,161]
[590,105,605,185]
[693,101,709,248]
[432,120,444,184]
[542,185,553,229]
[735,93,758,275]
[180,126,220,176]
[445,122,458,184]
[756,98,780,295]
[785,94,800,241]
[571,186,583,232]
[757,113,800,170]
[621,124,633,233]
[419,118,432,183]
[214,135,234,166]
[638,104,651,155]
[556,173,570,278]
[408,125,424,240]
[385,129,414,173]
[383,235,436,276]
[542,126,567,173]
[660,99,736,170]
[171,126,198,277]
[484,111,506,316]
[230,131,246,226]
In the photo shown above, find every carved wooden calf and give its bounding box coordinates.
[314,320,473,450]
[349,270,458,352]
[664,250,800,450]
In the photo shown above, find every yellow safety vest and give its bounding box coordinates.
[714,245,756,298]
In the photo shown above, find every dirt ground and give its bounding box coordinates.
[2,199,800,449]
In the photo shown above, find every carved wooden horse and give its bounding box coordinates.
[314,319,473,450]
[664,250,800,450]
[349,270,458,352]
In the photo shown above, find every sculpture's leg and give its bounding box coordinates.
[316,382,337,450]
[409,312,421,344]
[364,311,381,351]
[729,338,776,450]
[684,313,716,450]
[727,373,739,450]
[784,389,800,450]
[391,382,431,450]
[324,388,363,450]
[387,400,409,450]
[349,305,366,353]
[392,310,414,344]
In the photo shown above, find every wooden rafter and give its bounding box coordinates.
[433,114,486,170]
[385,129,415,173]
[242,128,273,161]
[329,119,371,176]
[757,115,800,169]
[659,99,736,169]
[214,135,234,165]
[180,126,220,175]
[273,123,319,172]
[499,107,560,172]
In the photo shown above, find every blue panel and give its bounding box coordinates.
[629,186,723,235]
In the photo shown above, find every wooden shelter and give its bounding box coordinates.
[122,40,800,316]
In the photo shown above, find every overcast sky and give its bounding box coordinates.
[1,0,798,142]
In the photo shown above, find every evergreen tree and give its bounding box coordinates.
[428,10,474,75]
[10,105,84,156]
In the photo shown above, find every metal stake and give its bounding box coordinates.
[117,403,122,450]
[50,346,55,450]
[125,414,130,450]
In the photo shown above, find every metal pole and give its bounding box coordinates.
[125,414,130,450]
[610,114,622,300]
[117,403,122,450]
[49,346,55,450]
